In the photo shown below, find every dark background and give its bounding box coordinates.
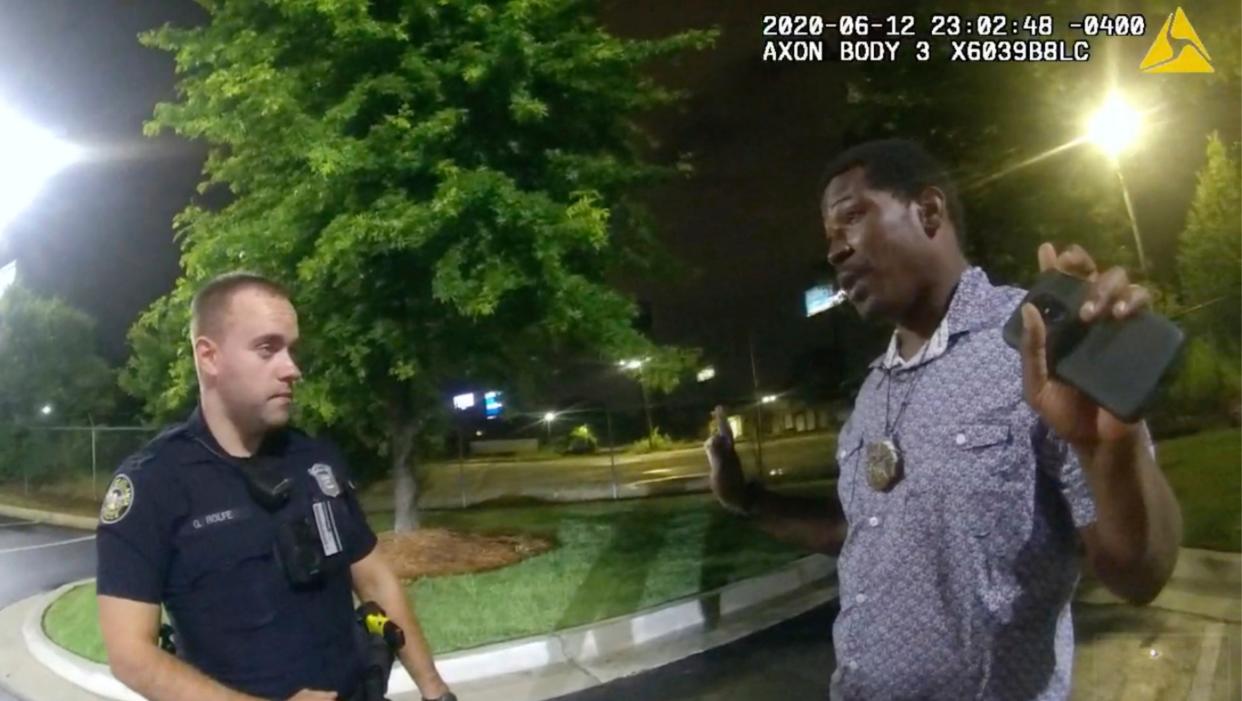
[1,0,1236,412]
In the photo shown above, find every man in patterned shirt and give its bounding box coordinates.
[705,139,1183,700]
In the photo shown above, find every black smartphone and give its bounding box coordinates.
[1002,271,1185,423]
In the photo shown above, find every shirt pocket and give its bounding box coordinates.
[176,523,281,631]
[946,421,1022,483]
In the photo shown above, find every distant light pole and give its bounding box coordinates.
[1084,92,1148,274]
[748,330,767,474]
[450,394,474,508]
[542,411,557,444]
[618,358,655,448]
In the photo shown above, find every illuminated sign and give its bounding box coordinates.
[484,391,503,419]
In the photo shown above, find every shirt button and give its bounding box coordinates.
[954,433,967,446]
[855,593,867,604]
[867,516,880,527]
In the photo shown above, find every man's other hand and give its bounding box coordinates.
[705,405,750,514]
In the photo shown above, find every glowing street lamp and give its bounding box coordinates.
[1084,92,1148,273]
[617,358,655,447]
[40,404,53,417]
[542,411,557,442]
[0,103,81,240]
[1085,93,1142,159]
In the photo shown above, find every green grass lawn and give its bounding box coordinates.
[1157,428,1241,552]
[45,491,816,664]
[37,428,1242,664]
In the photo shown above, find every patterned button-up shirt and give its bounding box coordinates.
[831,266,1100,701]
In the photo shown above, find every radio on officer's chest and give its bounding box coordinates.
[238,455,342,588]
[275,516,327,588]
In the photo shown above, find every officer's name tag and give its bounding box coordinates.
[312,501,342,557]
[185,506,253,535]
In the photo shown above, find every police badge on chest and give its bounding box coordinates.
[309,463,345,557]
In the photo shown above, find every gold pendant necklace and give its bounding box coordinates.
[866,338,933,492]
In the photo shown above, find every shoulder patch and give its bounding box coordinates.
[100,474,135,524]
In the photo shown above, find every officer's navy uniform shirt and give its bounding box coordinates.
[96,407,379,699]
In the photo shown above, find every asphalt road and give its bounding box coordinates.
[412,432,838,508]
[553,601,838,701]
[0,515,96,701]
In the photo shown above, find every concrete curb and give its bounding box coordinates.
[22,585,142,701]
[23,556,837,700]
[0,503,97,531]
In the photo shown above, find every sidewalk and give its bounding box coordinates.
[1072,547,1241,701]
[1072,603,1239,700]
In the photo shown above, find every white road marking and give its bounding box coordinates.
[0,535,96,555]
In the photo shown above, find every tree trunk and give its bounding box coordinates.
[391,418,420,532]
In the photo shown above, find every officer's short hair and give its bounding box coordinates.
[190,271,290,341]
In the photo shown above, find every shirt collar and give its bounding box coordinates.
[186,404,293,459]
[870,266,995,370]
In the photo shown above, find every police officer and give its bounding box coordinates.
[97,272,456,701]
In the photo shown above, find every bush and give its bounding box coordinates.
[625,429,676,454]
[1154,336,1242,436]
[565,424,599,455]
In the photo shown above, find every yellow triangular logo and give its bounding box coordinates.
[1140,8,1214,73]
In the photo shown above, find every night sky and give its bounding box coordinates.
[1,0,1236,407]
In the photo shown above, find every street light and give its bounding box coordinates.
[761,394,778,404]
[1084,92,1148,273]
[40,404,53,417]
[542,411,557,443]
[0,103,81,241]
[1085,93,1142,159]
[617,358,655,448]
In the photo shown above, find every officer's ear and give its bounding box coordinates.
[193,336,222,377]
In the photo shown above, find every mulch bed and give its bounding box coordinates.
[376,528,555,579]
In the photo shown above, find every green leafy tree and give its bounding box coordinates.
[1176,133,1241,351]
[618,345,700,446]
[125,0,713,529]
[836,0,1241,288]
[0,284,117,423]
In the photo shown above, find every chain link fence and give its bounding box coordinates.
[0,398,843,512]
[0,424,159,505]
